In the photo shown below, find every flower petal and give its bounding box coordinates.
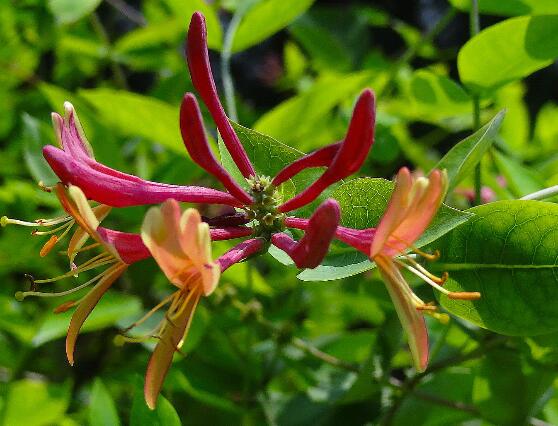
[278,89,375,213]
[44,146,243,208]
[180,94,252,205]
[66,263,127,365]
[186,12,255,178]
[217,238,264,272]
[144,288,201,409]
[375,255,429,371]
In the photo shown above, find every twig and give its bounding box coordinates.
[470,0,482,204]
[89,13,129,90]
[221,9,247,121]
[521,185,558,201]
[105,0,146,26]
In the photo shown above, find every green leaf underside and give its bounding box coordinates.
[433,200,558,336]
[431,110,505,192]
[299,178,472,281]
[449,0,558,17]
[458,15,558,93]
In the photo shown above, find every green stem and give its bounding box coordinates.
[521,185,558,201]
[89,13,128,90]
[470,0,482,204]
[221,11,245,121]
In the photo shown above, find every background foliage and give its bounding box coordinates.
[2,0,558,424]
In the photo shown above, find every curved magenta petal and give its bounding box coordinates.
[272,142,341,186]
[273,199,340,268]
[44,146,243,208]
[186,12,255,178]
[217,238,264,272]
[180,94,252,205]
[278,90,375,213]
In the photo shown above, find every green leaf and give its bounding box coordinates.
[434,200,558,336]
[298,178,472,281]
[458,16,558,93]
[89,379,121,426]
[493,151,544,197]
[473,349,553,425]
[21,114,58,186]
[431,110,505,192]
[254,72,373,145]
[232,0,316,53]
[48,0,102,24]
[289,16,352,72]
[402,70,472,124]
[3,379,71,426]
[79,89,184,153]
[130,376,181,426]
[449,0,558,16]
[32,292,141,347]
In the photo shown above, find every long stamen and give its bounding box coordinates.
[39,222,75,257]
[121,292,176,333]
[395,259,481,300]
[16,269,108,300]
[401,252,448,284]
[32,256,117,284]
[32,221,74,236]
[2,215,73,228]
[60,242,101,255]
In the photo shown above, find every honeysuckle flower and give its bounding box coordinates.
[139,199,263,409]
[44,102,242,208]
[288,168,482,370]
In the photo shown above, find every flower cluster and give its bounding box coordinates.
[2,11,480,408]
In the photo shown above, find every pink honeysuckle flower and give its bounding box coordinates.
[139,199,263,409]
[336,168,480,371]
[43,102,243,208]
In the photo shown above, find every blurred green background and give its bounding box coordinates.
[2,0,558,425]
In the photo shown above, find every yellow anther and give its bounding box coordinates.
[40,235,59,257]
[448,291,481,300]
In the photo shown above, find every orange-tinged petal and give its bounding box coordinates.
[142,201,196,288]
[370,168,413,257]
[144,288,201,409]
[66,263,127,365]
[375,255,429,371]
[178,208,204,263]
[67,204,112,263]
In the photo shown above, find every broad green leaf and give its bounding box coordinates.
[458,16,558,93]
[450,0,558,16]
[495,82,529,152]
[21,114,58,186]
[130,376,181,426]
[392,370,475,426]
[401,70,471,124]
[79,89,184,153]
[435,200,558,335]
[493,151,544,197]
[254,72,373,145]
[32,292,141,346]
[48,0,102,24]
[534,102,558,153]
[232,0,316,53]
[89,379,121,426]
[431,110,505,192]
[114,20,184,54]
[289,16,352,72]
[473,349,553,425]
[298,178,472,281]
[3,379,71,426]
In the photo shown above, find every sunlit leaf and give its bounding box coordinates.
[435,200,558,335]
[431,110,505,192]
[232,0,316,53]
[89,379,121,426]
[458,16,558,93]
[449,0,558,16]
[48,0,102,24]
